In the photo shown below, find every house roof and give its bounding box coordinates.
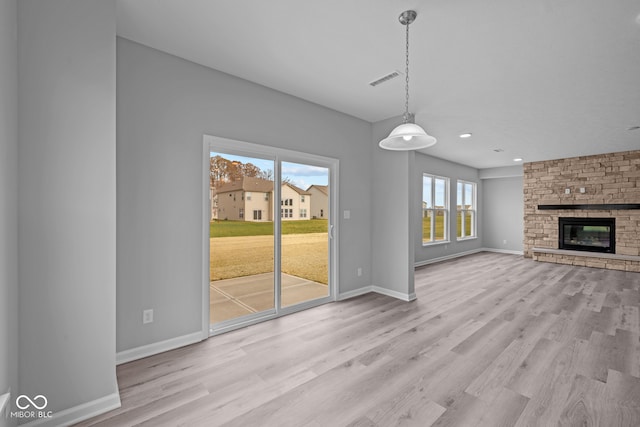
[215,176,274,194]
[307,185,328,196]
[283,182,311,196]
[214,177,312,196]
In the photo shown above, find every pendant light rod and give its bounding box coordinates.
[400,10,415,124]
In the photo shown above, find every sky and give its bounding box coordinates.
[211,152,329,190]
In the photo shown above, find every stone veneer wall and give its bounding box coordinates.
[524,150,640,272]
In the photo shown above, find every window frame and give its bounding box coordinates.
[457,180,477,240]
[422,173,449,245]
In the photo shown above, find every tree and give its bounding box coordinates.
[210,156,269,188]
[259,169,274,181]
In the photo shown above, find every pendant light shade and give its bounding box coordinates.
[379,10,437,151]
[379,122,437,150]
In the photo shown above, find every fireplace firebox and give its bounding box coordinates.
[558,217,615,253]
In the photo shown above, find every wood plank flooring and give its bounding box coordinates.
[76,253,640,426]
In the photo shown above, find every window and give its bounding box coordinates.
[246,192,251,201]
[457,180,476,239]
[301,195,305,203]
[253,210,262,220]
[422,174,449,244]
[264,193,269,201]
[239,208,244,219]
[281,208,293,218]
[300,209,307,218]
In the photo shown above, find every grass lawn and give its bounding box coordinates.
[422,213,473,242]
[210,233,328,284]
[210,220,329,284]
[210,219,328,238]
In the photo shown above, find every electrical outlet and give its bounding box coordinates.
[143,309,154,324]
[503,240,507,245]
[565,188,571,194]
[357,267,362,277]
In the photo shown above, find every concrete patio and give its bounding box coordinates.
[210,273,328,324]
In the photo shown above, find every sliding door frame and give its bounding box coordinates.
[202,135,339,336]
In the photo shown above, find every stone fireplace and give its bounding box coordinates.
[523,150,640,272]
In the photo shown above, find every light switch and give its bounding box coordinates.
[343,210,351,219]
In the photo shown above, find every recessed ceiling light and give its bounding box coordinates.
[459,133,472,138]
[513,158,523,162]
[493,148,504,153]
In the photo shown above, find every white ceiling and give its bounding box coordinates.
[117,0,640,169]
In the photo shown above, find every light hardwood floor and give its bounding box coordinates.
[76,252,640,426]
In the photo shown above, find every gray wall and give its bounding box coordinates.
[371,117,415,298]
[0,0,18,424]
[414,152,483,264]
[481,175,524,252]
[116,38,373,353]
[18,0,119,418]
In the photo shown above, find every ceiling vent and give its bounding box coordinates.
[369,71,402,87]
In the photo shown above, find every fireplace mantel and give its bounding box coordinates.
[537,203,640,210]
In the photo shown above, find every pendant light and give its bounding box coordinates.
[379,10,437,151]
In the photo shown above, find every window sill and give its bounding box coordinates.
[422,240,450,247]
[456,236,478,242]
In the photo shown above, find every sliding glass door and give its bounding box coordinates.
[204,136,336,334]
[280,161,330,307]
[209,152,276,325]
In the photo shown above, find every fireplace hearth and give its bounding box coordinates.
[558,217,615,254]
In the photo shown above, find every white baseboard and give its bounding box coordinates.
[20,392,121,427]
[414,248,524,268]
[337,286,373,301]
[371,286,416,302]
[116,331,204,365]
[414,248,484,268]
[0,390,10,421]
[482,247,524,256]
[338,286,416,302]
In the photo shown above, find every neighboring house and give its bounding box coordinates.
[214,176,274,221]
[212,177,312,221]
[281,182,312,220]
[307,185,329,219]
